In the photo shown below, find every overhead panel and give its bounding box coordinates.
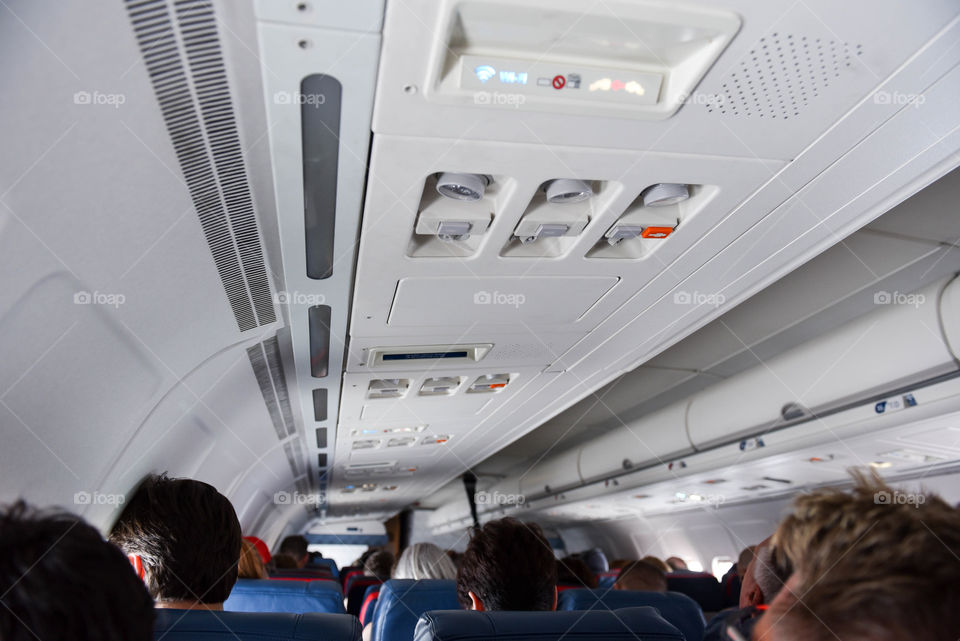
[255,1,383,511]
[328,0,960,517]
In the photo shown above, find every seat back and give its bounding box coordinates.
[666,573,725,612]
[597,570,620,589]
[346,577,383,617]
[312,557,340,578]
[414,607,683,641]
[153,609,360,641]
[558,588,705,641]
[359,587,380,626]
[224,578,345,614]
[271,567,334,580]
[340,567,363,589]
[371,580,461,641]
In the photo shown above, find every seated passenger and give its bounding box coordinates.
[609,558,633,570]
[754,472,960,641]
[456,517,558,611]
[363,549,395,581]
[613,560,667,592]
[557,556,597,588]
[703,538,792,641]
[641,556,673,574]
[580,547,609,575]
[665,556,691,572]
[109,473,241,610]
[278,534,310,569]
[361,542,458,641]
[738,537,790,608]
[271,553,300,570]
[0,501,155,641]
[239,538,268,579]
[394,542,458,580]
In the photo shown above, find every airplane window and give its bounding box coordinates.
[712,556,734,579]
[308,544,367,568]
[684,558,704,573]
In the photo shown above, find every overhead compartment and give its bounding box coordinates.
[687,277,960,449]
[578,402,693,485]
[518,448,583,499]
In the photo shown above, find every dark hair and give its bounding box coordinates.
[272,553,299,569]
[363,549,395,580]
[279,535,309,560]
[109,473,241,605]
[456,517,557,611]
[557,556,597,588]
[0,501,154,641]
[615,560,667,592]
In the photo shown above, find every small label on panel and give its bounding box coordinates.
[875,393,919,415]
[461,55,662,106]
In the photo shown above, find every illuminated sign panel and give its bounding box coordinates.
[461,55,662,106]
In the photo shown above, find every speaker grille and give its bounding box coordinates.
[125,0,275,331]
[707,33,862,120]
[247,337,296,440]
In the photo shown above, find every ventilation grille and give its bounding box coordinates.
[284,439,305,477]
[706,33,862,120]
[125,0,275,331]
[247,338,296,440]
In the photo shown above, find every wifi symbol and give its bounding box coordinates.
[474,65,496,84]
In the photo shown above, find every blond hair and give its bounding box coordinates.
[765,470,960,641]
[238,538,267,579]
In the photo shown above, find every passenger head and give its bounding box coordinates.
[244,535,270,564]
[271,553,299,569]
[641,555,672,574]
[557,556,597,588]
[665,556,688,571]
[0,500,155,641]
[754,471,960,641]
[736,545,756,576]
[457,517,558,611]
[109,473,241,609]
[614,560,667,592]
[238,538,268,579]
[739,537,792,608]
[363,549,395,581]
[278,534,309,568]
[580,547,609,574]
[609,558,633,570]
[393,542,458,580]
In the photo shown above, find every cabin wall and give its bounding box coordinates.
[556,468,960,570]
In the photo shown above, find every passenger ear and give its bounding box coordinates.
[551,586,558,611]
[127,554,145,580]
[468,591,485,611]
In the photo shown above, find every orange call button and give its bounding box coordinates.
[641,226,675,239]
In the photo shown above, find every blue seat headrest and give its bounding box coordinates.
[414,607,684,641]
[153,609,360,641]
[371,580,461,641]
[312,557,340,578]
[225,578,345,614]
[558,589,705,641]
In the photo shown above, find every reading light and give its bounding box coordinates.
[869,460,893,469]
[545,178,593,203]
[642,183,690,207]
[436,172,490,201]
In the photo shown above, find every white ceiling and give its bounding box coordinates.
[1,0,959,540]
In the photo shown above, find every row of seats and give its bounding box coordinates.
[222,579,706,641]
[155,607,685,641]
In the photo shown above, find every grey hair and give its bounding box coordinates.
[393,542,457,580]
[752,544,787,602]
